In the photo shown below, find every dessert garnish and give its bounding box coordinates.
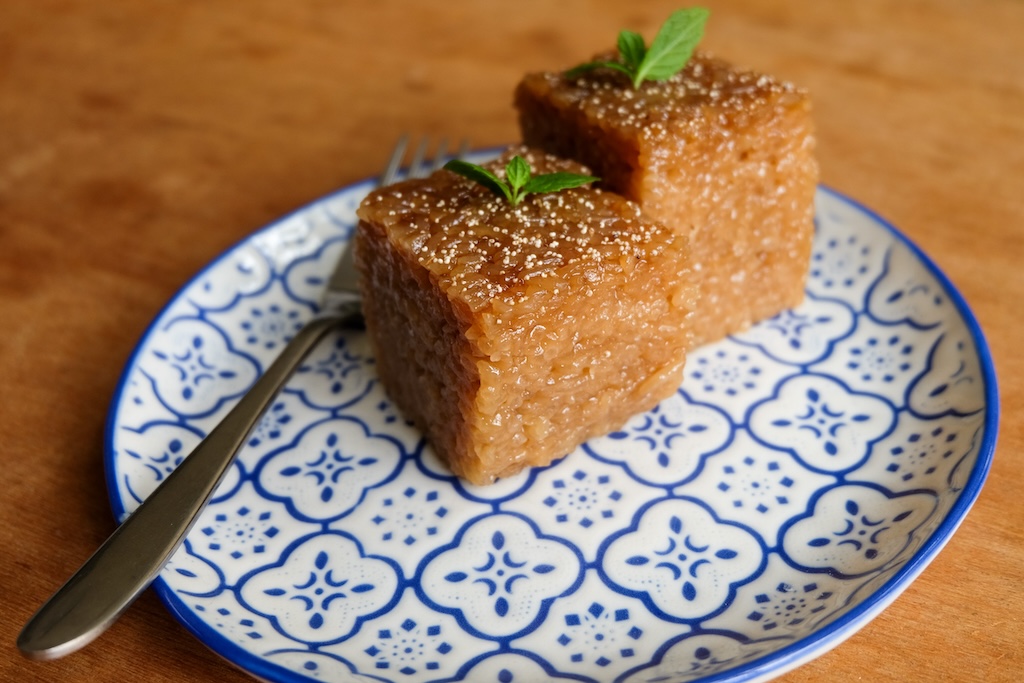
[565,7,710,88]
[443,155,597,207]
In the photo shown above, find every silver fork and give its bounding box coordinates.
[324,136,466,319]
[18,137,464,661]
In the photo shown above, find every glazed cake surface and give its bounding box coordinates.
[355,147,697,485]
[516,51,818,346]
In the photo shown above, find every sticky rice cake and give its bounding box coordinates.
[515,52,818,346]
[355,147,698,485]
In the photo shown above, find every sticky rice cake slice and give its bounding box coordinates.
[354,147,698,485]
[515,52,818,346]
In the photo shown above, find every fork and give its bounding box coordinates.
[323,136,467,319]
[18,136,465,660]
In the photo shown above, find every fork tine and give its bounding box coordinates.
[380,137,470,187]
[432,139,470,171]
[407,138,430,179]
[430,138,449,172]
[380,135,408,187]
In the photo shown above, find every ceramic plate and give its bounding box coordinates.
[105,167,997,683]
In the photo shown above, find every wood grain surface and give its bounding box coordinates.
[1,1,1021,681]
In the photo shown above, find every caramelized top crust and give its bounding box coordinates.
[518,51,807,140]
[357,146,679,312]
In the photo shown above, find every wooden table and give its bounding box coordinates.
[2,1,1020,680]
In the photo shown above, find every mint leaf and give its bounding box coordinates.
[443,159,511,203]
[565,7,709,88]
[522,171,599,196]
[617,30,646,69]
[444,156,598,206]
[505,155,531,203]
[633,7,709,86]
[564,59,633,81]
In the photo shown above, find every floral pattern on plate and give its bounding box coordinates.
[106,180,996,683]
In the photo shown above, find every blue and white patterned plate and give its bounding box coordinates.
[105,169,997,683]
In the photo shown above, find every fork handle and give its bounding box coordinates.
[18,309,356,660]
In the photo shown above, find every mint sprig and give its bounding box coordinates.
[565,7,710,88]
[444,156,598,206]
